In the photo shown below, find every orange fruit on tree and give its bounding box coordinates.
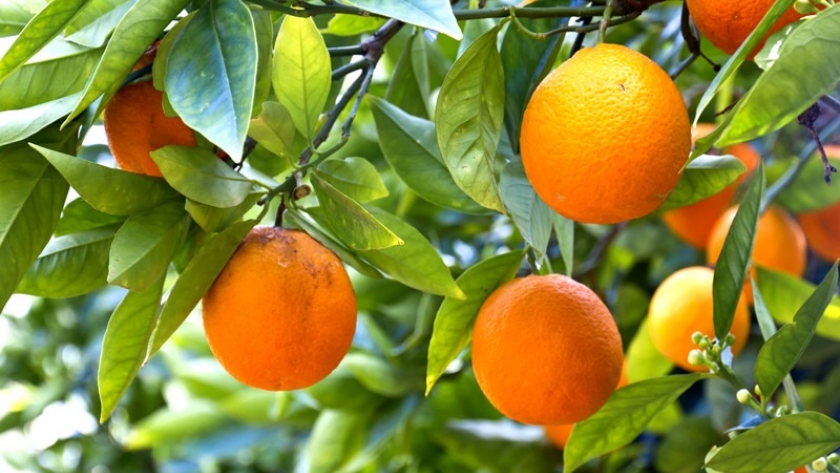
[519,43,690,224]
[202,226,357,391]
[686,0,804,59]
[663,124,761,249]
[648,266,751,371]
[796,145,840,262]
[543,362,629,449]
[471,274,624,425]
[707,205,807,301]
[103,43,196,177]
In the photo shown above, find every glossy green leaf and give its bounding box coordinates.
[385,30,430,118]
[272,16,330,139]
[756,267,840,341]
[315,157,388,203]
[755,262,838,398]
[719,6,840,146]
[713,161,764,342]
[368,96,485,213]
[108,201,191,292]
[16,226,116,298]
[98,273,165,422]
[343,352,417,397]
[626,319,674,382]
[0,0,90,82]
[0,92,82,147]
[185,191,262,233]
[63,0,135,48]
[324,14,385,36]
[660,154,747,210]
[309,173,401,251]
[147,219,256,359]
[776,155,840,212]
[306,409,369,473]
[359,206,464,299]
[150,10,191,91]
[426,250,524,394]
[33,145,180,216]
[337,0,461,39]
[247,101,296,160]
[65,0,191,122]
[54,199,125,236]
[706,412,840,473]
[499,160,552,258]
[0,144,68,310]
[435,24,505,213]
[165,0,256,160]
[151,146,254,208]
[564,374,710,472]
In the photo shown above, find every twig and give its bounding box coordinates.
[799,103,837,183]
[328,44,365,57]
[331,59,367,81]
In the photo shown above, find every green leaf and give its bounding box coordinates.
[98,273,165,422]
[654,416,722,473]
[165,0,256,160]
[359,206,465,299]
[185,191,262,233]
[756,267,840,341]
[626,319,675,382]
[306,409,369,473]
[343,352,418,397]
[33,145,181,216]
[65,0,191,123]
[324,14,385,37]
[755,262,838,398]
[337,0,461,39]
[553,213,574,276]
[124,402,228,450]
[425,250,524,394]
[660,154,747,210]
[385,30,430,118]
[776,155,840,213]
[315,157,388,203]
[64,0,129,36]
[16,226,116,298]
[0,0,90,83]
[147,219,256,358]
[247,101,296,161]
[309,173,402,251]
[0,144,69,309]
[307,364,380,411]
[0,92,83,147]
[706,412,840,473]
[54,199,125,236]
[151,146,254,208]
[368,96,485,214]
[499,160,552,258]
[64,0,136,49]
[108,202,191,292]
[713,161,765,342]
[564,373,710,472]
[435,24,505,213]
[272,15,330,139]
[718,6,840,146]
[0,0,44,36]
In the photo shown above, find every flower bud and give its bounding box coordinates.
[812,456,828,472]
[736,389,752,405]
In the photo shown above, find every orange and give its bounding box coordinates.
[686,0,804,59]
[519,43,690,224]
[471,274,624,425]
[202,226,357,391]
[796,145,840,262]
[648,266,751,371]
[543,363,629,449]
[663,124,761,249]
[707,205,807,301]
[103,43,196,177]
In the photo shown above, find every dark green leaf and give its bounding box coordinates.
[435,24,505,212]
[185,191,262,232]
[713,161,764,342]
[108,201,191,292]
[499,160,552,257]
[54,199,125,236]
[16,226,116,298]
[98,273,165,422]
[706,412,840,473]
[385,30,430,118]
[654,417,722,473]
[315,157,388,203]
[151,146,254,208]
[661,154,747,210]
[338,0,461,39]
[426,250,524,394]
[368,96,485,213]
[564,374,710,472]
[165,0,256,160]
[33,145,180,216]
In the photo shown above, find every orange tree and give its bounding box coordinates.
[1,0,840,472]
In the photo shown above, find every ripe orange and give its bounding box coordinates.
[103,43,196,177]
[686,0,804,59]
[707,206,807,301]
[663,124,761,249]
[202,226,357,391]
[648,266,751,371]
[519,43,690,224]
[543,363,629,449]
[471,274,624,425]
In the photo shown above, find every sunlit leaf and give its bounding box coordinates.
[756,267,840,341]
[337,0,461,39]
[315,157,388,203]
[661,154,746,210]
[151,145,254,208]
